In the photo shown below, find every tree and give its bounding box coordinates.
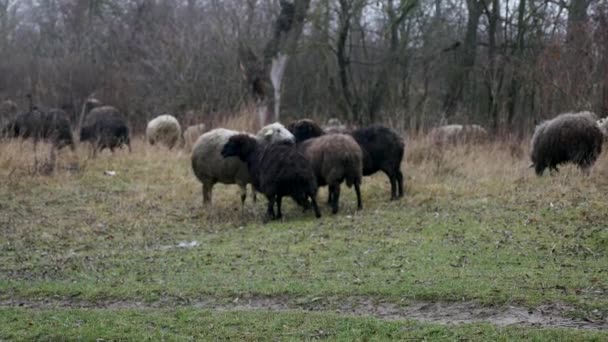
[239,0,311,127]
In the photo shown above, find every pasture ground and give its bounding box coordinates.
[1,136,607,340]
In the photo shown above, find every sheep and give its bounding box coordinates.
[429,124,489,145]
[191,128,255,206]
[287,119,362,213]
[221,133,321,220]
[183,123,207,151]
[289,119,405,200]
[351,125,405,200]
[301,134,363,213]
[3,97,74,150]
[288,119,325,142]
[530,111,603,176]
[191,126,291,207]
[256,122,296,144]
[146,114,182,149]
[79,99,131,155]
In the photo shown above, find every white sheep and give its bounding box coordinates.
[146,114,182,149]
[256,122,295,144]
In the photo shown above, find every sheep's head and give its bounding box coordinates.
[221,134,257,161]
[287,119,324,143]
[597,117,608,138]
[257,122,295,145]
[84,98,103,115]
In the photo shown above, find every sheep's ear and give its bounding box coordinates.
[263,129,273,139]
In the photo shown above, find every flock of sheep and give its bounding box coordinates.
[192,120,404,220]
[1,95,607,221]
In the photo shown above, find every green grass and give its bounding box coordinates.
[1,308,607,341]
[1,139,607,339]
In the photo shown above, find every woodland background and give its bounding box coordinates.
[0,0,606,136]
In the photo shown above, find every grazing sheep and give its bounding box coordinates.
[256,122,296,144]
[146,114,182,149]
[300,134,363,214]
[530,111,602,176]
[351,125,405,200]
[221,134,321,220]
[288,119,363,213]
[79,99,131,155]
[3,103,74,150]
[429,124,488,145]
[184,123,207,150]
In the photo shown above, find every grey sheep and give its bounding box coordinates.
[288,119,363,214]
[530,111,602,176]
[191,128,255,206]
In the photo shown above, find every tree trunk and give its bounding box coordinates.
[239,0,311,126]
[506,0,526,128]
[442,0,483,119]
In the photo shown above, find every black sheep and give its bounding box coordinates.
[80,103,131,155]
[221,134,321,221]
[4,107,75,150]
[351,125,405,200]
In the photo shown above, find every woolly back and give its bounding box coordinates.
[531,111,602,164]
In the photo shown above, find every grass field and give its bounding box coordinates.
[1,135,607,340]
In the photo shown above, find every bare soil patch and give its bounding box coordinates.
[1,295,605,330]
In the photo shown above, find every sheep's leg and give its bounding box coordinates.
[202,182,213,206]
[327,190,333,205]
[329,184,340,214]
[266,195,276,220]
[384,170,397,200]
[354,182,362,210]
[396,170,404,197]
[276,196,283,219]
[309,194,321,218]
[238,183,247,208]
